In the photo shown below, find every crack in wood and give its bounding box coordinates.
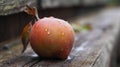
[91,49,102,67]
[23,57,43,67]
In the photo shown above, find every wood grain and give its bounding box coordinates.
[0,7,120,67]
[0,0,36,15]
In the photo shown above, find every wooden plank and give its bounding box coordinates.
[41,0,107,8]
[0,0,107,15]
[0,7,120,67]
[0,0,36,15]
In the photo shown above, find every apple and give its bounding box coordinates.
[21,5,75,60]
[30,17,74,59]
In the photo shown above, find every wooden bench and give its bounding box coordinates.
[0,7,120,67]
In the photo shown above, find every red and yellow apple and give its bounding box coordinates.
[30,17,74,59]
[21,5,75,60]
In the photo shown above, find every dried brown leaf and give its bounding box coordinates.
[21,22,32,53]
[24,5,39,20]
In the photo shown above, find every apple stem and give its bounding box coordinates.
[34,7,40,20]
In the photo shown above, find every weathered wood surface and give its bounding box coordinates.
[0,0,36,15]
[0,7,120,67]
[0,0,108,15]
[110,30,120,67]
[41,0,107,8]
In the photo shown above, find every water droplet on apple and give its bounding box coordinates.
[49,16,54,18]
[47,31,50,35]
[61,32,65,36]
[45,29,48,31]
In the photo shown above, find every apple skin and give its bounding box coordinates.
[30,17,75,60]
